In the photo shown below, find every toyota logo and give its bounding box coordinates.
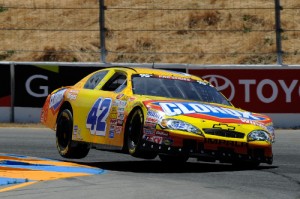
[202,75,235,101]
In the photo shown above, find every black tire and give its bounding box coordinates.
[159,154,189,164]
[125,108,157,159]
[56,109,90,159]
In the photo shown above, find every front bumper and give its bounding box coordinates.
[140,139,273,164]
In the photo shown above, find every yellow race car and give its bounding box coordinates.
[41,67,275,167]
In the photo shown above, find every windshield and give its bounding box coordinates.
[132,74,231,106]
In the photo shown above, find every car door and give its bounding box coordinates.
[71,69,128,149]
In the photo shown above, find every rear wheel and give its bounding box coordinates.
[56,108,90,159]
[125,108,157,159]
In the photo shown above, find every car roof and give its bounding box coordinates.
[107,67,203,81]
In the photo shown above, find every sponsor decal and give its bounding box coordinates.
[110,113,117,119]
[49,89,67,111]
[240,118,267,129]
[115,126,122,134]
[147,109,163,120]
[158,75,191,82]
[213,123,235,131]
[144,122,157,129]
[157,102,264,120]
[118,107,125,113]
[109,124,115,131]
[73,125,79,135]
[115,100,127,108]
[110,119,117,125]
[73,125,83,140]
[66,90,79,100]
[204,138,247,147]
[155,130,169,137]
[117,119,123,126]
[117,113,124,120]
[145,117,159,123]
[111,106,118,113]
[144,129,155,135]
[139,74,152,78]
[116,94,124,99]
[144,135,163,144]
[129,97,136,101]
[109,130,114,138]
[145,109,164,124]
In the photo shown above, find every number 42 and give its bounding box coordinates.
[86,98,112,136]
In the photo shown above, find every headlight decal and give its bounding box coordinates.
[159,119,203,136]
[248,130,271,142]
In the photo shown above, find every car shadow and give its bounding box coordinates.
[72,160,278,173]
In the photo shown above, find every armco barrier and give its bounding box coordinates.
[0,62,300,128]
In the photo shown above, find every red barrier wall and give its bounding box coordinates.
[189,69,300,113]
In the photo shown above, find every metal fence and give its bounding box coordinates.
[0,0,299,65]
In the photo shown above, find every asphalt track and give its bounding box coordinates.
[0,127,299,199]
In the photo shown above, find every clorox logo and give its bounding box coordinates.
[156,102,264,120]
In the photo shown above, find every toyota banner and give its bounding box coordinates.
[189,69,300,113]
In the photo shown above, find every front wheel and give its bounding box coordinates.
[56,108,90,159]
[125,108,157,159]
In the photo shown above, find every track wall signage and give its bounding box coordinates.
[0,63,300,127]
[13,65,100,107]
[189,69,300,113]
[0,65,11,107]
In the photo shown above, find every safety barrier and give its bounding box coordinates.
[1,62,300,128]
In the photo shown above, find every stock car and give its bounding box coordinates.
[41,67,275,167]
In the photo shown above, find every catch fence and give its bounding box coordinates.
[0,0,299,65]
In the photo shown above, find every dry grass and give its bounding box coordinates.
[0,0,299,64]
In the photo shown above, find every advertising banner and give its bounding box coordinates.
[14,65,101,107]
[189,69,300,113]
[0,65,11,107]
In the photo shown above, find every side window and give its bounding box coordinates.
[102,72,127,92]
[84,71,108,89]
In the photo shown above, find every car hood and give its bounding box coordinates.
[143,100,272,126]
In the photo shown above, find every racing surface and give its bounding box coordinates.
[0,127,299,199]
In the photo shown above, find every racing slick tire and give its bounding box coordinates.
[158,154,189,164]
[125,108,157,159]
[56,108,90,159]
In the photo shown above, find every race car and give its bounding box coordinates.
[41,67,275,167]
